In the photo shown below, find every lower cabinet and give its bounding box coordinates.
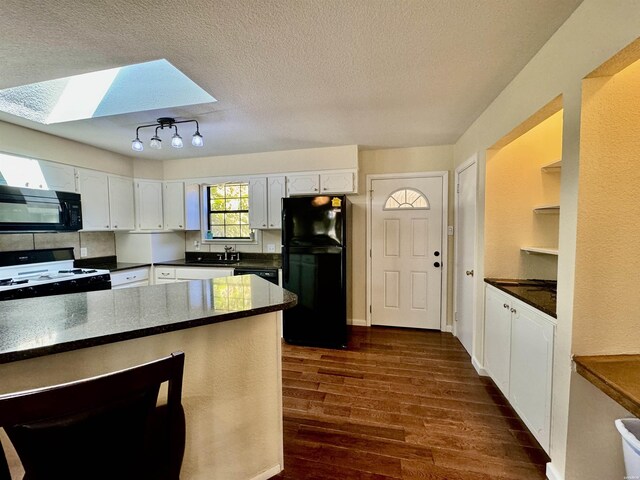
[154,266,234,284]
[110,267,150,289]
[484,284,555,453]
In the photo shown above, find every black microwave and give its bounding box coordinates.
[0,185,82,232]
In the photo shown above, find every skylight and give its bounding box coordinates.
[0,59,216,124]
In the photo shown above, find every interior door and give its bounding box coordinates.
[455,160,477,354]
[371,176,443,329]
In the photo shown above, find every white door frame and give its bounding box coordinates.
[453,154,478,354]
[366,172,449,331]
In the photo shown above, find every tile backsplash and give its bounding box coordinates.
[0,231,115,259]
[185,230,282,254]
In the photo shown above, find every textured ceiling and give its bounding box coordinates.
[0,0,583,161]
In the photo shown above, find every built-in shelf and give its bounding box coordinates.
[533,204,560,214]
[541,159,562,172]
[521,246,559,255]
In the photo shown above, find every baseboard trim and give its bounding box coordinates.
[443,324,453,333]
[350,318,368,327]
[472,356,488,376]
[546,462,563,480]
[250,464,282,480]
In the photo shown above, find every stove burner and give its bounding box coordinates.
[0,278,29,286]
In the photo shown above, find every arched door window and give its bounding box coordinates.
[383,188,430,210]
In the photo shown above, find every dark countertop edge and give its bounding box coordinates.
[154,259,282,269]
[484,278,557,319]
[574,355,640,418]
[0,296,297,365]
[111,262,152,272]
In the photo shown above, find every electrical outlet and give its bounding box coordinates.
[80,247,88,257]
[193,240,200,251]
[266,244,276,253]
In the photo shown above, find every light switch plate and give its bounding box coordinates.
[80,247,88,257]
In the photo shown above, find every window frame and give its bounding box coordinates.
[204,181,254,242]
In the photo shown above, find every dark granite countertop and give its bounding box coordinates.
[156,252,282,270]
[75,256,151,272]
[485,278,557,318]
[574,355,640,418]
[0,275,296,364]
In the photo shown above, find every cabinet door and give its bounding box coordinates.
[39,161,77,192]
[320,172,354,194]
[286,174,319,196]
[249,177,268,229]
[184,184,201,230]
[136,180,164,230]
[509,302,555,452]
[267,176,286,229]
[484,285,512,397]
[163,182,185,230]
[108,176,134,230]
[77,169,111,231]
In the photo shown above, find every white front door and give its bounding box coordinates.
[370,176,444,329]
[455,160,477,354]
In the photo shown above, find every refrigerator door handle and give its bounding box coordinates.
[283,249,289,283]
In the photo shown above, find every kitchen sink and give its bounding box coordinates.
[186,259,240,265]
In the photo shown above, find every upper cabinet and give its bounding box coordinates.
[286,170,356,196]
[77,169,111,231]
[77,169,135,231]
[108,175,135,231]
[135,180,164,230]
[163,182,201,231]
[249,176,285,229]
[39,161,77,192]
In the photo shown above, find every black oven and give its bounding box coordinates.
[0,185,82,232]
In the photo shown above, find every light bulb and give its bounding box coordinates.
[192,131,204,147]
[150,135,162,149]
[171,133,183,148]
[131,138,144,152]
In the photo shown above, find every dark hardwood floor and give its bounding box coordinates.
[273,326,548,480]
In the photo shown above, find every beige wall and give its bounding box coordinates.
[0,120,133,176]
[353,146,453,325]
[452,1,640,477]
[163,145,358,180]
[572,58,640,356]
[484,111,562,280]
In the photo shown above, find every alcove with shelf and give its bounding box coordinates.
[485,100,563,280]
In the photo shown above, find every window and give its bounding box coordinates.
[383,188,430,210]
[206,182,251,239]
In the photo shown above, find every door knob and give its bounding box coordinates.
[434,262,441,268]
[434,251,440,257]
[465,270,474,276]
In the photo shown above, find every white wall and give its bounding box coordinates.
[452,0,640,477]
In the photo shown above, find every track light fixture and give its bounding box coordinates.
[131,117,203,152]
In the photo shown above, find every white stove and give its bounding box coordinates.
[0,248,111,301]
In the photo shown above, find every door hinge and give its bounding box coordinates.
[369,305,372,314]
[456,183,460,193]
[369,249,371,258]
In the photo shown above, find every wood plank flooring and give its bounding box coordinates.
[273,326,548,480]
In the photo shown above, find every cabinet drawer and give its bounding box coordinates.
[155,267,176,280]
[111,267,150,287]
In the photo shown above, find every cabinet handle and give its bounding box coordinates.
[263,224,266,227]
[179,225,183,228]
[270,224,274,227]
[126,276,137,280]
[314,187,318,191]
[114,225,118,229]
[503,303,509,309]
[158,224,162,228]
[323,187,327,191]
[510,308,516,313]
[105,225,110,228]
[161,273,170,276]
[25,182,29,187]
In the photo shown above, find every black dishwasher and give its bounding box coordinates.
[233,268,279,285]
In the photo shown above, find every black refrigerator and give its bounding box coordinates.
[282,195,350,349]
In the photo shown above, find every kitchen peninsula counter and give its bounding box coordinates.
[0,275,295,480]
[485,278,557,318]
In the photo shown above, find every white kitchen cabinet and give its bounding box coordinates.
[286,171,356,196]
[39,161,77,192]
[154,266,234,284]
[249,176,286,229]
[483,284,556,453]
[484,285,513,397]
[286,174,320,196]
[163,182,201,231]
[249,177,268,229]
[110,267,150,289]
[320,171,354,194]
[108,175,135,231]
[267,177,286,229]
[77,168,111,231]
[509,301,555,452]
[136,180,164,230]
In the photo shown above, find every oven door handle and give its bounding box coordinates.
[61,202,70,225]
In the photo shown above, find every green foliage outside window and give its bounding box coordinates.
[207,182,251,239]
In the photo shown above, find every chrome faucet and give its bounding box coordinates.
[224,245,233,260]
